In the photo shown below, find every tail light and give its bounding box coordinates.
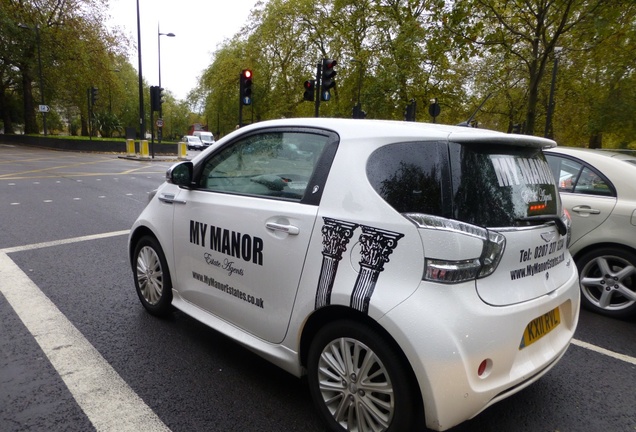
[404,214,506,284]
[561,208,572,247]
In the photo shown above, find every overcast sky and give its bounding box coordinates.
[107,0,261,100]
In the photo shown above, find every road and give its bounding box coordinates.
[1,144,635,432]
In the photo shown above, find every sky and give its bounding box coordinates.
[107,0,262,101]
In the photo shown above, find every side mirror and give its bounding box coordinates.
[166,161,193,187]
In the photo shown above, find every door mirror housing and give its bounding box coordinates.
[166,161,194,187]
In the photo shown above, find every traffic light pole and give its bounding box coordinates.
[87,88,92,141]
[314,62,322,118]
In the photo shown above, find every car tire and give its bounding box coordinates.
[132,235,173,317]
[577,247,636,319]
[307,320,418,432]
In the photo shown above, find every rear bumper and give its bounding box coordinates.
[380,267,580,431]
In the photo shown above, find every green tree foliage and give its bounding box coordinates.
[1,0,635,150]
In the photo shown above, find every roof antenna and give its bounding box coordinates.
[457,92,493,127]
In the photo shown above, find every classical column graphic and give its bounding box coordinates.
[315,218,359,309]
[350,226,404,314]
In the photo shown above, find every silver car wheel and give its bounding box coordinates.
[580,254,636,313]
[136,245,164,305]
[317,337,394,432]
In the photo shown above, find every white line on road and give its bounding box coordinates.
[570,338,636,366]
[0,251,171,431]
[0,230,130,254]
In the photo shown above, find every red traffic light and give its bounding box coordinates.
[303,79,315,101]
[323,59,337,69]
[242,69,252,79]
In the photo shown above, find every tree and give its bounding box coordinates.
[441,0,616,136]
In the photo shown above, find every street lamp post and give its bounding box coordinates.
[545,47,563,139]
[157,25,175,144]
[19,23,47,135]
[136,0,145,141]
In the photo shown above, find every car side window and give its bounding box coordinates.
[545,154,614,196]
[546,154,581,193]
[198,131,328,201]
[574,167,613,196]
[366,141,448,216]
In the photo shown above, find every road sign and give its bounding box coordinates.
[156,118,164,128]
[38,105,50,113]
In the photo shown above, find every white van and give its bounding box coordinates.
[193,131,215,148]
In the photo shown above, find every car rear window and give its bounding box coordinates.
[449,143,559,227]
[367,141,560,228]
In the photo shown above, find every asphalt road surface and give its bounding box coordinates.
[1,144,635,432]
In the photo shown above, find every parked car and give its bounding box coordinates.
[129,118,580,432]
[182,135,204,150]
[545,147,636,319]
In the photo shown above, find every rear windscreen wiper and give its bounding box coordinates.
[516,215,567,236]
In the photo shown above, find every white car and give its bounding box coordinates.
[193,130,215,148]
[545,147,636,318]
[129,118,580,431]
[182,135,204,150]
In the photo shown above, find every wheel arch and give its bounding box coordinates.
[573,241,636,263]
[299,305,425,418]
[128,225,158,266]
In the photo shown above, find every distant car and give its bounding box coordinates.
[182,135,204,151]
[193,131,215,148]
[545,147,636,318]
[129,118,580,431]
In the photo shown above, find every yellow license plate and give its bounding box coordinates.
[519,307,561,350]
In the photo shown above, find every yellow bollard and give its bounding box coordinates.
[178,141,188,159]
[140,140,150,158]
[126,139,136,157]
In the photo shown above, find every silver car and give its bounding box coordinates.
[182,135,204,151]
[545,147,636,318]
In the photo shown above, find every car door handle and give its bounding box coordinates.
[266,222,300,235]
[571,205,601,215]
[158,194,186,205]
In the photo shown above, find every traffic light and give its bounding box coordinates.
[90,86,98,105]
[158,87,165,107]
[150,86,161,112]
[303,79,315,101]
[240,69,253,105]
[404,99,416,122]
[321,58,337,101]
[428,98,441,118]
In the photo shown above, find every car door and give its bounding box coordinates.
[546,153,617,247]
[172,128,336,343]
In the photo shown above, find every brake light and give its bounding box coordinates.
[561,208,572,247]
[404,214,506,284]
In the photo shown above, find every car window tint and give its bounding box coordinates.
[450,143,559,227]
[574,166,613,196]
[545,154,581,193]
[366,141,447,216]
[198,131,328,201]
[546,154,615,197]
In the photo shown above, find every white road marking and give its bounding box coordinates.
[1,230,130,254]
[571,338,636,366]
[0,251,171,431]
